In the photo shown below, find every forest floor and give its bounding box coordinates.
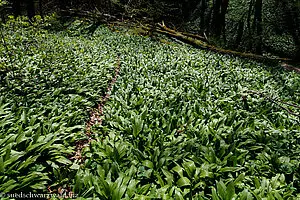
[0,19,300,199]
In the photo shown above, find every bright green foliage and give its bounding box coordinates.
[75,25,300,199]
[0,18,115,192]
[1,17,300,199]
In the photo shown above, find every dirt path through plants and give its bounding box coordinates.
[70,55,121,162]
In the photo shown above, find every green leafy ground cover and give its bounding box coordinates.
[0,18,116,193]
[1,18,300,199]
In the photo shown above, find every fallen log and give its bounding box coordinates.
[280,62,300,74]
[144,22,295,65]
[158,24,208,43]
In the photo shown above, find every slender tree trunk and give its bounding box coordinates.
[290,3,300,60]
[211,0,222,36]
[294,39,300,61]
[291,28,300,60]
[220,0,229,41]
[247,0,254,50]
[279,0,300,60]
[39,0,43,19]
[234,18,244,48]
[199,0,207,30]
[26,0,35,20]
[1,11,5,23]
[59,0,67,10]
[12,0,21,17]
[254,0,262,54]
[204,0,213,34]
[210,0,228,38]
[182,0,190,20]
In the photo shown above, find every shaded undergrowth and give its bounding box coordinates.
[0,17,299,199]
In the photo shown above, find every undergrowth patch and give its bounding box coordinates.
[0,17,299,199]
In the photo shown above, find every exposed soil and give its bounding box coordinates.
[69,55,121,162]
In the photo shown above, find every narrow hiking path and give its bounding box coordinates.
[71,55,121,163]
[1,21,300,198]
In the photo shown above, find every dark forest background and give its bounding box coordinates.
[1,0,300,60]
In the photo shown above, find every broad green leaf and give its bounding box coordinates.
[132,115,143,138]
[0,156,4,173]
[172,165,184,177]
[17,155,39,171]
[176,177,191,187]
[182,160,196,178]
[234,173,245,184]
[1,179,18,193]
[55,156,72,165]
[239,189,253,200]
[70,163,80,170]
[212,187,220,200]
[226,182,235,200]
[137,184,151,195]
[162,168,174,185]
[142,160,154,169]
[216,181,226,199]
[219,167,244,173]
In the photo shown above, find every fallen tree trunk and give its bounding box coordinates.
[159,25,208,43]
[58,10,299,72]
[144,22,294,64]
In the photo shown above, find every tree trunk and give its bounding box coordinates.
[280,0,300,60]
[182,0,199,20]
[254,0,262,54]
[211,0,222,36]
[1,10,5,23]
[234,19,244,48]
[39,0,43,19]
[295,41,300,61]
[152,23,292,64]
[247,0,254,50]
[59,0,67,10]
[210,0,228,38]
[12,0,21,17]
[182,0,190,20]
[199,0,207,31]
[220,0,229,41]
[26,0,35,20]
[290,3,300,61]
